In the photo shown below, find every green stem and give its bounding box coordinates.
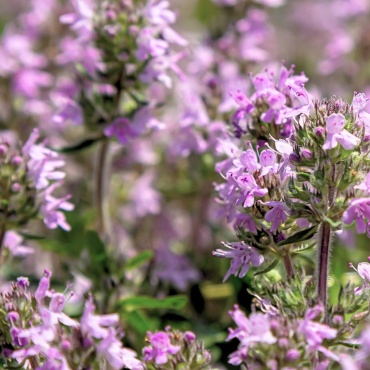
[94,139,111,242]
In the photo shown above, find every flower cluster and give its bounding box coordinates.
[143,328,211,369]
[0,129,73,259]
[57,0,187,145]
[227,303,338,368]
[214,85,370,282]
[1,269,143,370]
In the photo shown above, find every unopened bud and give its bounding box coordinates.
[11,183,21,193]
[286,349,300,361]
[16,277,29,288]
[300,148,313,160]
[8,311,19,322]
[184,331,196,343]
[289,152,301,165]
[11,156,23,167]
[314,126,325,138]
[0,144,8,156]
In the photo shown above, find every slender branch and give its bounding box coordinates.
[317,221,332,323]
[316,163,336,323]
[0,222,7,255]
[283,252,294,279]
[94,138,111,242]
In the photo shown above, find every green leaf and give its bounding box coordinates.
[125,310,157,335]
[117,295,187,311]
[323,217,341,228]
[296,172,311,182]
[254,259,279,276]
[19,232,46,240]
[85,230,105,255]
[50,137,103,153]
[125,250,153,271]
[292,242,316,253]
[277,225,318,247]
[335,341,360,350]
[85,230,109,269]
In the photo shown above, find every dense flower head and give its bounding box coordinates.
[142,329,212,369]
[227,304,338,368]
[0,271,143,370]
[230,64,309,141]
[0,131,73,244]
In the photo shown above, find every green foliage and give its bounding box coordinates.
[117,295,188,312]
[277,225,318,247]
[125,250,154,271]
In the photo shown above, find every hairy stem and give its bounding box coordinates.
[317,221,332,323]
[283,252,294,279]
[94,138,111,242]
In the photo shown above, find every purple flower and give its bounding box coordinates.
[143,331,180,365]
[39,183,74,231]
[323,113,359,150]
[342,198,370,233]
[136,27,169,60]
[260,149,278,176]
[3,231,33,257]
[349,257,370,294]
[52,98,83,126]
[129,172,161,217]
[97,329,143,370]
[35,269,51,304]
[235,173,268,207]
[213,242,264,281]
[81,296,119,339]
[104,117,138,144]
[352,92,368,113]
[227,307,276,365]
[299,305,337,359]
[265,201,289,232]
[355,173,370,193]
[233,149,261,173]
[233,213,257,234]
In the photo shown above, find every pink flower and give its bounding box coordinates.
[323,113,359,150]
[213,242,264,281]
[343,198,370,233]
[265,201,289,232]
[143,331,180,365]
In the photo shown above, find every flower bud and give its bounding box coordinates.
[8,311,19,322]
[278,338,289,348]
[0,144,8,156]
[300,148,313,160]
[11,156,23,167]
[16,277,29,288]
[286,349,300,361]
[11,183,21,193]
[184,331,196,343]
[289,152,301,166]
[314,126,325,138]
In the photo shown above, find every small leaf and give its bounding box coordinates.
[125,310,157,335]
[19,232,46,240]
[254,259,279,276]
[125,250,153,271]
[292,242,316,253]
[323,217,341,228]
[85,230,109,268]
[277,225,318,247]
[117,295,187,311]
[296,172,310,182]
[335,341,360,350]
[51,137,103,153]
